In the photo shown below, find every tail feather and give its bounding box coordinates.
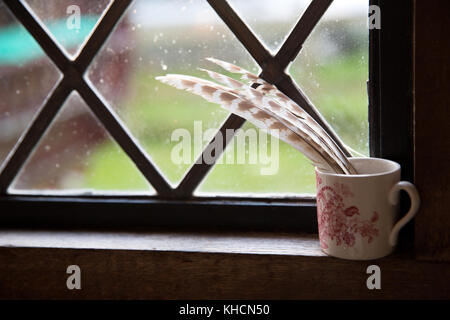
[156,58,359,175]
[197,67,356,174]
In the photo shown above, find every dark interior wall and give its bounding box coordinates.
[414,0,450,261]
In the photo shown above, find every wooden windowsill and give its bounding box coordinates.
[0,230,448,299]
[0,230,324,256]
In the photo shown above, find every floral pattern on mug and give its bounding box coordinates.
[316,182,380,249]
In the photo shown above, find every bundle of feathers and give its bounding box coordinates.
[156,57,357,175]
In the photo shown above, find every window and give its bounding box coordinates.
[0,0,413,232]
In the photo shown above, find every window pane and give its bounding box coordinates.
[87,0,258,187]
[0,2,61,168]
[290,0,369,155]
[3,0,368,197]
[10,91,153,195]
[22,0,112,58]
[228,0,310,53]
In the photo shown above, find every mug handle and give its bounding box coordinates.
[388,181,421,246]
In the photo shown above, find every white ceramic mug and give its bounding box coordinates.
[315,157,420,260]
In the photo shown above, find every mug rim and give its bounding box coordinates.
[315,157,401,178]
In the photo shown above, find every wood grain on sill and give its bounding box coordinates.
[0,230,324,257]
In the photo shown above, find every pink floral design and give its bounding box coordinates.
[316,184,379,249]
[344,206,359,217]
[333,183,354,198]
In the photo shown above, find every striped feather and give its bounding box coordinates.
[156,74,351,174]
[198,68,357,174]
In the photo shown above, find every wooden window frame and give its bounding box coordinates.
[0,0,413,234]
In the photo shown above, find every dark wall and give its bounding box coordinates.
[414,0,450,261]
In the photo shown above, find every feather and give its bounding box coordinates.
[203,58,357,174]
[156,73,352,174]
[205,57,269,86]
[200,68,352,173]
